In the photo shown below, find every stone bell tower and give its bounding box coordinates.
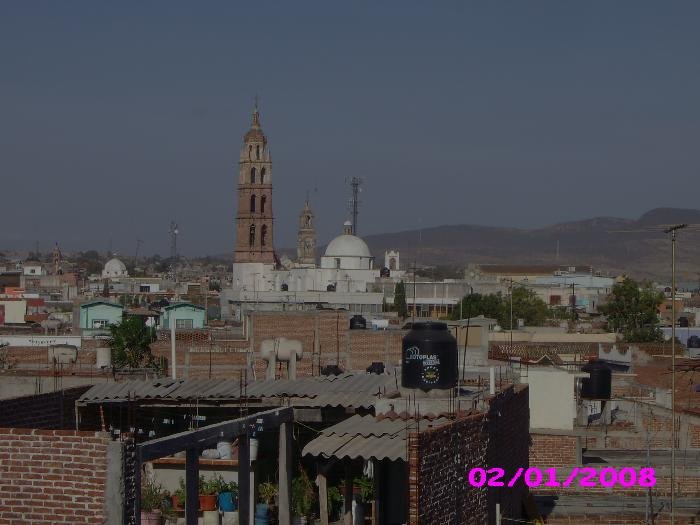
[296,200,316,267]
[234,100,275,264]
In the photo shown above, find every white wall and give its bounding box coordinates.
[0,300,26,324]
[524,368,586,431]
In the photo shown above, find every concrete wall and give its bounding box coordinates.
[79,303,123,329]
[0,299,26,324]
[524,368,583,431]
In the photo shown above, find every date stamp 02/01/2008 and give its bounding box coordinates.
[467,467,656,489]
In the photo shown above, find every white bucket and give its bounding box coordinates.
[249,437,259,462]
[203,510,220,525]
[222,512,239,525]
[217,441,232,459]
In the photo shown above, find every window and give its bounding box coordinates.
[260,195,266,213]
[256,145,260,159]
[261,225,268,246]
[92,319,108,329]
[176,318,193,329]
[250,194,256,212]
[389,258,396,270]
[335,258,341,269]
[250,167,256,184]
[249,225,256,246]
[248,145,252,159]
[139,285,151,293]
[260,167,266,183]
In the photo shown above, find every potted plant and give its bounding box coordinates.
[256,481,278,524]
[172,477,186,510]
[218,479,239,512]
[327,486,343,522]
[291,468,316,525]
[141,475,164,525]
[199,475,218,511]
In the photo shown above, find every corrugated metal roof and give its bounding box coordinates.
[78,374,395,408]
[301,414,451,461]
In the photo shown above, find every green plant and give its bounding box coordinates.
[291,469,315,518]
[223,480,239,496]
[141,476,165,512]
[258,481,278,505]
[353,476,373,503]
[327,486,343,516]
[109,314,157,369]
[174,477,186,506]
[199,475,219,496]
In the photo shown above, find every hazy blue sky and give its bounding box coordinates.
[1,1,699,256]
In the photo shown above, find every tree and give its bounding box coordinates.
[598,278,664,343]
[109,315,157,369]
[450,293,503,321]
[394,280,408,318]
[504,286,550,329]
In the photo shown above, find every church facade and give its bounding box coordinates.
[222,103,403,320]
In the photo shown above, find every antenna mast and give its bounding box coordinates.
[170,221,179,260]
[347,177,363,235]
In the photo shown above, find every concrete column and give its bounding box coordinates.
[278,422,292,525]
[343,465,353,525]
[372,459,380,525]
[317,465,329,525]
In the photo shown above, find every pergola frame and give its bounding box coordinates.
[134,406,294,525]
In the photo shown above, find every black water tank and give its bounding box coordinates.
[401,321,458,390]
[688,336,700,349]
[350,315,367,330]
[366,362,385,375]
[678,317,689,328]
[281,283,289,291]
[580,361,612,399]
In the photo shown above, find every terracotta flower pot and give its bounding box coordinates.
[140,509,162,525]
[171,495,182,510]
[199,494,218,511]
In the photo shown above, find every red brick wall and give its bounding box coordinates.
[408,413,489,525]
[0,428,110,524]
[407,386,530,525]
[529,434,578,468]
[487,385,530,522]
[0,386,92,429]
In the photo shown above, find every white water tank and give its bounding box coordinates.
[96,347,112,369]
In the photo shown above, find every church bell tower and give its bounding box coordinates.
[234,100,275,264]
[297,200,316,266]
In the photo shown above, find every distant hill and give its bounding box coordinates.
[361,208,700,283]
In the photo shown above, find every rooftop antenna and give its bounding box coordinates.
[346,177,363,235]
[170,221,179,260]
[134,239,143,268]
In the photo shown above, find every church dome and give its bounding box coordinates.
[324,234,372,258]
[102,258,128,278]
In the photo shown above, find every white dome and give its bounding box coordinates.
[102,258,128,278]
[324,235,372,258]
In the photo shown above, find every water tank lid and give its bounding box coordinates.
[409,321,448,332]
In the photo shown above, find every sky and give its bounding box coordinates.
[1,1,699,257]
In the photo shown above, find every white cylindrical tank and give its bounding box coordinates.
[96,347,112,369]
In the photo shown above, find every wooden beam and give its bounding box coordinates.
[185,447,199,525]
[138,407,293,461]
[239,433,250,525]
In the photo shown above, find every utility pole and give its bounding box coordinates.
[664,223,687,525]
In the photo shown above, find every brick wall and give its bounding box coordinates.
[408,413,488,525]
[487,385,530,522]
[0,386,92,429]
[407,386,530,525]
[529,434,579,468]
[0,428,110,524]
